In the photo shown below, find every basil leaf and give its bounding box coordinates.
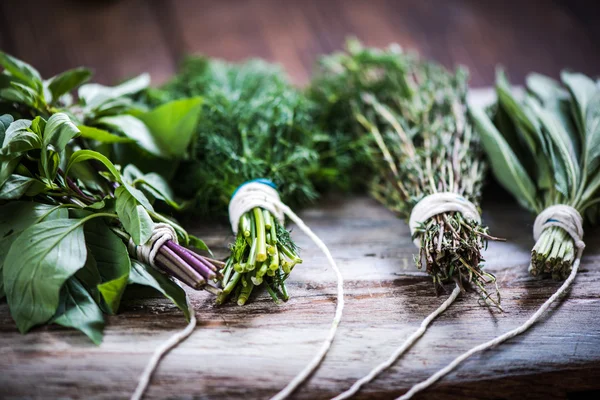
[97,115,166,157]
[129,260,190,320]
[85,219,131,314]
[189,234,210,252]
[469,103,538,211]
[4,218,87,333]
[75,252,101,303]
[46,67,91,103]
[0,51,42,91]
[78,125,133,144]
[115,186,154,245]
[0,114,14,143]
[65,149,121,182]
[43,113,80,152]
[138,97,203,157]
[0,202,67,299]
[79,73,150,110]
[0,175,44,199]
[54,278,104,345]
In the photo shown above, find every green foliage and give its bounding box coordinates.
[471,70,600,279]
[0,53,204,342]
[145,56,319,217]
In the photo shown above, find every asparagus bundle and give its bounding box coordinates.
[144,57,319,305]
[0,52,219,343]
[311,41,500,302]
[470,70,600,279]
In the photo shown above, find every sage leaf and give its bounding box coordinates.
[585,92,600,178]
[115,186,154,245]
[138,97,203,157]
[469,103,538,211]
[561,71,597,138]
[54,278,104,345]
[85,219,131,314]
[4,218,87,333]
[78,125,133,143]
[129,260,190,320]
[97,115,166,157]
[47,67,91,103]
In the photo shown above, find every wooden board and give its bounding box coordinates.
[1,195,600,399]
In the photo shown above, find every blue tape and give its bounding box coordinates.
[231,178,277,200]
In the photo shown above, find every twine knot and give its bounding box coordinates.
[533,205,584,250]
[408,192,481,246]
[127,223,178,267]
[228,179,285,234]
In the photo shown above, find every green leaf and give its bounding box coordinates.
[585,92,600,178]
[0,175,44,199]
[138,97,203,157]
[129,260,190,320]
[54,278,104,345]
[115,186,154,245]
[0,51,42,91]
[4,218,87,333]
[561,71,597,138]
[85,219,131,314]
[189,234,209,252]
[43,112,80,152]
[97,115,166,157]
[65,149,121,182]
[78,125,133,143]
[47,67,91,103]
[79,73,150,110]
[469,103,538,211]
[0,114,14,143]
[0,202,67,299]
[75,252,101,303]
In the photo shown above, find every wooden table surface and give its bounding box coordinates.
[1,1,600,399]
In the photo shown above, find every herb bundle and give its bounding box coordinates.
[0,52,219,344]
[471,69,600,279]
[145,57,319,305]
[396,69,600,400]
[311,41,500,301]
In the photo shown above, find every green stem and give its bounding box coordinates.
[253,207,267,262]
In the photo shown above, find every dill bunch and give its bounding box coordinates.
[311,40,500,304]
[147,57,319,304]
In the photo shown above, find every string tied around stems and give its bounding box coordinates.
[129,223,197,400]
[408,192,481,246]
[127,223,178,268]
[228,179,345,400]
[394,205,585,400]
[331,194,477,399]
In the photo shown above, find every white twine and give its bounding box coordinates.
[229,181,285,234]
[131,299,197,400]
[396,205,585,400]
[129,223,197,400]
[331,193,477,399]
[408,192,481,246]
[128,223,178,268]
[228,180,344,400]
[332,284,461,400]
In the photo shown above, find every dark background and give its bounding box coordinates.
[1,0,599,87]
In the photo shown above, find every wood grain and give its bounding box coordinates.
[1,196,599,399]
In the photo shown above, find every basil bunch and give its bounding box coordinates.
[0,52,210,343]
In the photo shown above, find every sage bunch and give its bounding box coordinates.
[311,41,500,303]
[470,70,600,279]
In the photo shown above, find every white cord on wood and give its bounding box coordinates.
[408,192,480,246]
[230,180,345,400]
[396,205,585,400]
[128,223,177,268]
[332,284,461,400]
[129,224,196,400]
[131,300,197,400]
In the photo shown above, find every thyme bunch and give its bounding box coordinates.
[311,41,500,304]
